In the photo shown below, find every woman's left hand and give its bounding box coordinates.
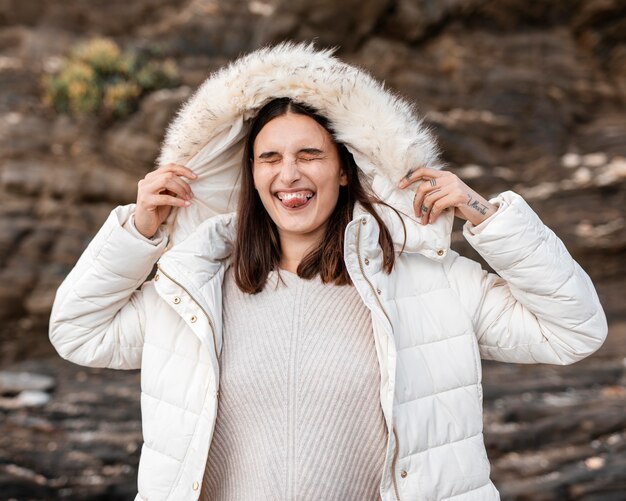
[397,167,498,226]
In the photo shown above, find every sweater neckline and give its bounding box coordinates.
[270,267,326,286]
[274,267,298,277]
[271,267,304,283]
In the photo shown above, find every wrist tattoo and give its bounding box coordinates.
[466,193,488,215]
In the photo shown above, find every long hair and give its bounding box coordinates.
[233,97,406,294]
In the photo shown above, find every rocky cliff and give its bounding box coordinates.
[1,0,625,499]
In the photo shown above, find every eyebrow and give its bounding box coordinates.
[257,148,325,159]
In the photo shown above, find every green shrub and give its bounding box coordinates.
[72,37,123,76]
[42,61,101,114]
[135,59,180,91]
[41,37,180,120]
[103,80,142,118]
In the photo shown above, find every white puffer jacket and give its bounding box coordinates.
[48,41,608,501]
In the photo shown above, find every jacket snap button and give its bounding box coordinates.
[364,258,370,265]
[400,470,407,478]
[192,481,199,490]
[437,248,445,256]
[361,217,367,225]
[376,288,381,295]
[190,315,197,323]
[173,296,181,304]
[154,274,160,281]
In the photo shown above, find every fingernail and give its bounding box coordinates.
[184,200,191,206]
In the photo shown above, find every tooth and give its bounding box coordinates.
[279,192,312,200]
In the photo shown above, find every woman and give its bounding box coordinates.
[49,41,608,501]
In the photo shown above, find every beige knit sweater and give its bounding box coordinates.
[200,265,388,500]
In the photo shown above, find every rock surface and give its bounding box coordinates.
[0,0,624,499]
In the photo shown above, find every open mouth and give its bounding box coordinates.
[275,191,315,210]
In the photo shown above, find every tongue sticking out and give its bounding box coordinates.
[281,196,310,208]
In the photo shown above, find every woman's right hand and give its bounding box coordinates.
[134,163,198,239]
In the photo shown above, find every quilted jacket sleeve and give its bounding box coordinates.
[444,190,608,365]
[48,204,168,370]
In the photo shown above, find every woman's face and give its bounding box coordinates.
[252,112,348,240]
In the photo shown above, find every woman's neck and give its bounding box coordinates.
[278,227,325,273]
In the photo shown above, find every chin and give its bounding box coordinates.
[275,218,323,236]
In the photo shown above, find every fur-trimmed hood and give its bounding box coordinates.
[155,40,454,259]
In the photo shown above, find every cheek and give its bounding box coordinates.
[317,182,341,211]
[252,169,267,193]
[253,173,275,209]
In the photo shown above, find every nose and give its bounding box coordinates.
[279,156,301,184]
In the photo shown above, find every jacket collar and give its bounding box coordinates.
[157,198,452,291]
[154,198,451,338]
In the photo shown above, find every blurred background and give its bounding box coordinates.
[0,0,625,499]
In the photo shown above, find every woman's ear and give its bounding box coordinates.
[339,169,349,186]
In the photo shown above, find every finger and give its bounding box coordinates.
[143,171,195,201]
[416,188,450,224]
[164,163,198,180]
[148,193,191,208]
[398,166,447,188]
[139,177,189,206]
[150,172,193,200]
[413,176,448,221]
[160,176,193,200]
[413,186,443,220]
[428,193,458,224]
[145,163,197,181]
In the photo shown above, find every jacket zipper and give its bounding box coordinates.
[156,263,219,360]
[355,218,393,327]
[355,218,401,501]
[391,425,401,501]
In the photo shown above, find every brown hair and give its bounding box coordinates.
[233,97,406,294]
